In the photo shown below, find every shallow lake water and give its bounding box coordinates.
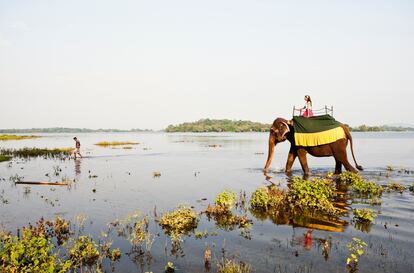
[1,132,414,273]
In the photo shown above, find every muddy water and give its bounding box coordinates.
[0,132,414,272]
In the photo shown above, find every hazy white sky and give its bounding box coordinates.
[0,0,413,129]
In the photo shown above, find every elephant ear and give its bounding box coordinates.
[280,121,290,138]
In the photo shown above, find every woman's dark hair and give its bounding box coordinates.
[305,95,312,106]
[73,137,77,140]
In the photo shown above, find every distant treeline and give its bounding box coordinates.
[1,122,413,134]
[165,119,414,133]
[0,127,151,133]
[349,125,414,132]
[165,119,271,132]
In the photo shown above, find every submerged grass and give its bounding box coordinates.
[0,134,41,141]
[0,147,73,159]
[95,141,139,147]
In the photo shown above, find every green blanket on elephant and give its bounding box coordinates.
[292,115,346,146]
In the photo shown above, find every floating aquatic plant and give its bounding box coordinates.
[164,261,176,272]
[286,177,339,215]
[385,181,406,193]
[250,185,285,211]
[215,190,237,212]
[0,228,72,272]
[346,237,367,271]
[338,172,383,196]
[159,205,199,241]
[353,208,377,223]
[69,235,100,267]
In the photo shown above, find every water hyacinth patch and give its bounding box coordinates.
[353,208,377,223]
[286,177,339,215]
[159,205,199,241]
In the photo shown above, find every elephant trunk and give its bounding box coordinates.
[263,132,276,173]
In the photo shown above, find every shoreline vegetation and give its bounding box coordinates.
[0,135,42,141]
[165,119,414,133]
[0,128,152,134]
[95,141,139,147]
[1,120,413,134]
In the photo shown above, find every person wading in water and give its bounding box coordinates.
[73,137,82,159]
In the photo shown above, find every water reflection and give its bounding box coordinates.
[74,159,81,177]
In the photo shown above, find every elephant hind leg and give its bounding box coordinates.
[339,157,358,173]
[335,160,342,174]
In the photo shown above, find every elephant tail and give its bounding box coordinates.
[342,125,363,171]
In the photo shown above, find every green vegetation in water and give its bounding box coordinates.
[353,208,377,223]
[0,228,72,273]
[286,177,339,215]
[409,183,414,192]
[0,155,12,162]
[385,181,406,193]
[215,190,237,212]
[338,172,383,196]
[346,237,367,271]
[164,261,176,273]
[153,171,161,178]
[0,134,42,141]
[69,235,100,267]
[250,185,285,211]
[205,191,252,231]
[159,205,199,241]
[0,147,73,159]
[165,119,271,132]
[95,141,139,147]
[217,258,252,273]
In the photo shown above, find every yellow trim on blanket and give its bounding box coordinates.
[295,126,346,147]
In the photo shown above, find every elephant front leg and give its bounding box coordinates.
[297,149,309,176]
[285,148,297,174]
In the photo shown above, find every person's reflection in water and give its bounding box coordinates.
[75,159,81,177]
[304,229,313,251]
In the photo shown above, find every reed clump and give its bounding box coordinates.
[0,147,73,159]
[217,258,252,273]
[0,135,42,141]
[95,141,139,147]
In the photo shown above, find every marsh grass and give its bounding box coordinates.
[0,147,73,159]
[95,141,139,147]
[0,134,41,141]
[0,155,12,162]
[217,258,252,273]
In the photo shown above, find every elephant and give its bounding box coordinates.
[263,117,363,176]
